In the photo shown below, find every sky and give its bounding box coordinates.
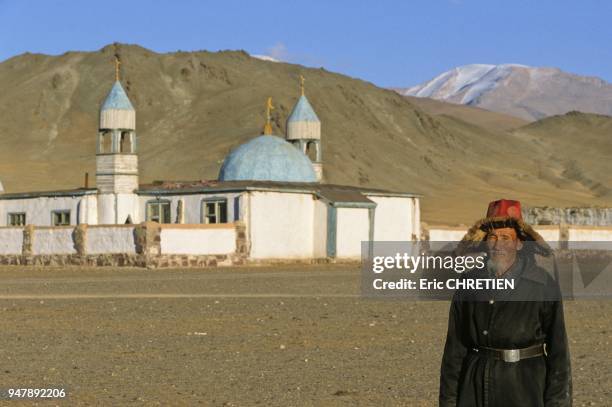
[1,0,611,88]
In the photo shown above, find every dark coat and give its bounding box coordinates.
[439,255,572,407]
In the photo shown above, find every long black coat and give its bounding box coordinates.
[439,255,572,407]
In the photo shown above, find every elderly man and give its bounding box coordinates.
[439,199,572,407]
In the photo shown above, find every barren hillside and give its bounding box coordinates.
[0,44,610,224]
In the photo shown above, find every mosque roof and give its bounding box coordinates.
[101,81,134,111]
[288,95,320,123]
[0,188,98,200]
[0,181,419,201]
[137,180,421,199]
[218,135,317,183]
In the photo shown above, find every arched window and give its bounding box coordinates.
[306,141,318,162]
[100,131,112,153]
[120,131,132,153]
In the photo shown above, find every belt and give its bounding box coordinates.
[471,344,545,363]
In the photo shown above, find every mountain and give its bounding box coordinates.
[397,64,612,121]
[0,44,611,224]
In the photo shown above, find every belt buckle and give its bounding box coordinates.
[502,349,520,363]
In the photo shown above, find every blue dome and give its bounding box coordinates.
[219,135,317,182]
[102,81,134,111]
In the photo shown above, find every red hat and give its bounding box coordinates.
[456,199,551,256]
[486,199,523,220]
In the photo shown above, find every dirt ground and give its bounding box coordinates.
[0,264,609,406]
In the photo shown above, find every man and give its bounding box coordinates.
[439,199,572,407]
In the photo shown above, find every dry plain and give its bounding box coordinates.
[0,264,610,406]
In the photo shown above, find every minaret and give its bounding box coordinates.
[96,57,139,224]
[287,75,322,181]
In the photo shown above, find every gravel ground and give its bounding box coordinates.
[0,264,609,406]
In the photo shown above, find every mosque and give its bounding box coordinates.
[0,62,421,263]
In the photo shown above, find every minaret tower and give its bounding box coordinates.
[287,75,322,181]
[96,57,139,224]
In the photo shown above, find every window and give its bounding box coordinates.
[306,141,318,161]
[146,200,171,223]
[233,197,240,222]
[8,213,26,226]
[202,199,228,224]
[100,131,112,153]
[120,131,132,153]
[52,210,71,226]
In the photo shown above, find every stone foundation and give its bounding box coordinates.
[0,253,247,268]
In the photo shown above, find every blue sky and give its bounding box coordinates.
[1,0,611,87]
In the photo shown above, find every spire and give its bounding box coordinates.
[263,97,274,135]
[115,56,121,82]
[101,55,133,111]
[101,81,134,111]
[288,96,319,123]
[300,74,305,96]
[100,56,135,130]
[288,74,319,123]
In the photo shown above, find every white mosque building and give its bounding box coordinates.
[0,67,421,265]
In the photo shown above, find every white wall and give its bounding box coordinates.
[97,194,116,225]
[427,226,561,243]
[116,193,139,224]
[96,193,139,225]
[313,200,328,258]
[248,191,315,259]
[426,225,612,247]
[428,228,467,242]
[87,226,136,254]
[0,228,23,254]
[426,225,611,239]
[533,226,561,249]
[78,195,99,224]
[0,195,88,227]
[368,196,415,241]
[413,198,421,239]
[33,228,76,255]
[160,226,236,255]
[568,227,612,243]
[534,226,561,242]
[336,207,370,258]
[137,192,242,224]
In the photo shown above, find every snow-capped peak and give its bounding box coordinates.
[401,63,529,105]
[396,64,612,121]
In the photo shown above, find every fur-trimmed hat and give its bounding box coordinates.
[456,199,552,256]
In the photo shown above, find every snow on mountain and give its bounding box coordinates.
[402,64,528,104]
[250,54,280,62]
[398,64,612,121]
